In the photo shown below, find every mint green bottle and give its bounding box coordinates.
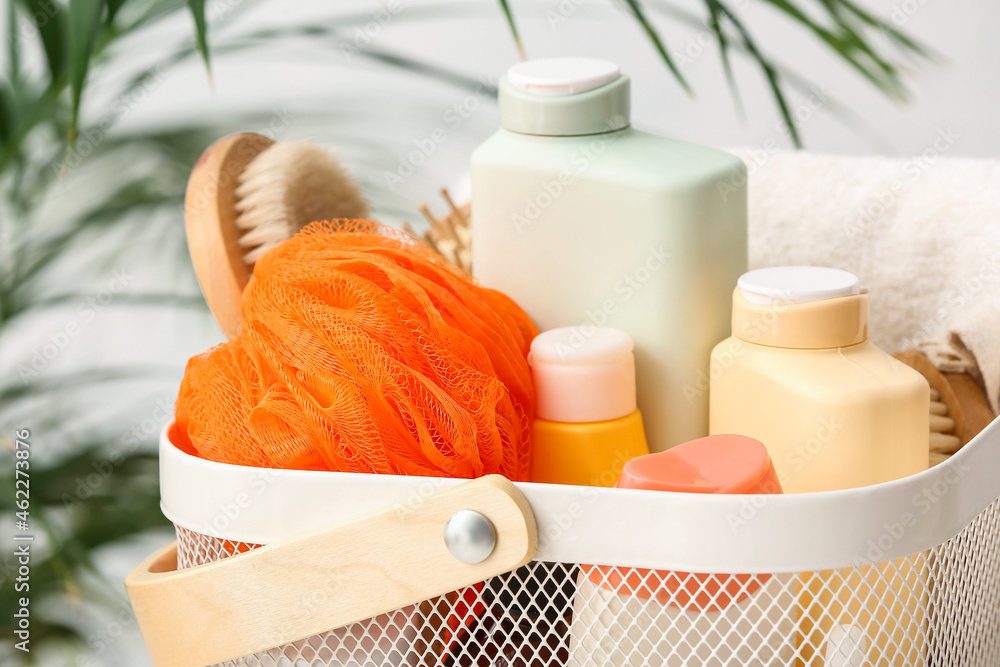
[471,58,747,452]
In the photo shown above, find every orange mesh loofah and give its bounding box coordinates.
[175,219,538,479]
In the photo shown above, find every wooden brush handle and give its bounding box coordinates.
[185,133,274,340]
[895,350,995,447]
[126,475,537,667]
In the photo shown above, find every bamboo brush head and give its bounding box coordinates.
[235,141,371,263]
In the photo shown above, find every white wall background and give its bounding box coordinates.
[123,0,1000,164]
[92,0,1000,237]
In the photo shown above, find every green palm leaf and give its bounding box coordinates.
[17,0,69,79]
[621,0,693,95]
[185,0,212,76]
[498,0,525,59]
[66,0,105,146]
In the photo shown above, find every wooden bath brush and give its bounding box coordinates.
[895,347,995,467]
[185,132,370,339]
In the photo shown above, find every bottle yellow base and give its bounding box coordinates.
[529,410,650,487]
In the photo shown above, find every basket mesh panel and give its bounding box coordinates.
[175,497,1000,666]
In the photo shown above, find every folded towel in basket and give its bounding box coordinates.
[731,148,1000,414]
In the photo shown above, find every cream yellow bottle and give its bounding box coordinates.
[528,326,649,487]
[709,266,929,666]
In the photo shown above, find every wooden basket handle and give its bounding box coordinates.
[126,475,537,667]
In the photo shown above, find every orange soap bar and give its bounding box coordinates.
[590,434,782,611]
[619,434,780,495]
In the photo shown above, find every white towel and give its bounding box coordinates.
[730,148,1000,413]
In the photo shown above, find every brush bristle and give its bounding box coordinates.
[234,141,371,264]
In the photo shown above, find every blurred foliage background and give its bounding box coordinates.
[0,0,929,663]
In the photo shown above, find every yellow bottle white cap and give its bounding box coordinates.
[528,326,636,423]
[738,266,861,305]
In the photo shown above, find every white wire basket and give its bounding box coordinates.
[126,418,1000,667]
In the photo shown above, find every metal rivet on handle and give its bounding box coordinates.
[444,510,496,564]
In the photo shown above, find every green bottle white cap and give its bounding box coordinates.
[507,58,621,96]
[499,57,631,137]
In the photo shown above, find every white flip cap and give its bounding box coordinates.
[738,266,862,305]
[507,58,621,96]
[529,326,636,423]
